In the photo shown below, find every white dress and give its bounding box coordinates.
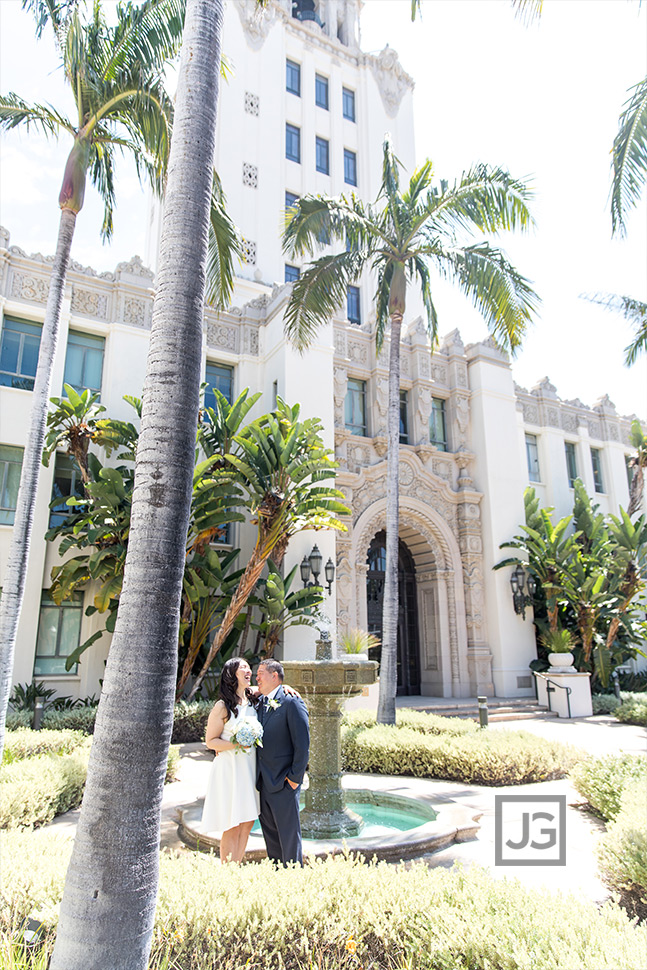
[201,700,261,833]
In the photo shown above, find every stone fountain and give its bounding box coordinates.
[281,632,378,838]
[177,633,481,859]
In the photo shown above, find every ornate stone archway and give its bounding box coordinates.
[335,452,493,698]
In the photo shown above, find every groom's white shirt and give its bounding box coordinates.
[265,685,281,703]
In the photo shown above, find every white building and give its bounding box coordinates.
[0,0,642,702]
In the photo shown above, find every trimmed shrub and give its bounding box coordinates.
[342,722,580,785]
[615,694,647,726]
[2,831,646,970]
[597,780,647,920]
[571,753,647,821]
[2,728,86,764]
[171,700,213,743]
[592,694,622,715]
[41,705,98,733]
[343,708,478,737]
[0,743,91,829]
[5,710,30,730]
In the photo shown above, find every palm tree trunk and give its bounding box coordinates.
[49,3,224,968]
[0,207,76,758]
[377,312,403,724]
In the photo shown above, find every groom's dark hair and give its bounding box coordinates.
[259,659,284,681]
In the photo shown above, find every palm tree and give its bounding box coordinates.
[45,0,230,966]
[283,138,538,723]
[0,0,184,759]
[585,293,647,367]
[611,74,647,238]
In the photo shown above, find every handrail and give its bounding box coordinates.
[533,671,572,719]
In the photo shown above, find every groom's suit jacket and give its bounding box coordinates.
[256,685,309,794]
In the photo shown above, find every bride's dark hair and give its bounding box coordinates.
[219,657,255,719]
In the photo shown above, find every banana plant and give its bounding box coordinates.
[252,560,323,658]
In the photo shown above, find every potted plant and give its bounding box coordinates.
[539,628,577,672]
[338,627,380,662]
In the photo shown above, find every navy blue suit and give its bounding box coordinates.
[256,685,309,865]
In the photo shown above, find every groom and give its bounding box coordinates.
[255,658,309,865]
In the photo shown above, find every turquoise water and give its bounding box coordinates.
[251,800,431,839]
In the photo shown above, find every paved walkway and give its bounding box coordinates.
[48,714,646,905]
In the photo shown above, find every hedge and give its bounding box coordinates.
[343,708,479,736]
[2,831,646,970]
[597,780,647,920]
[615,694,647,726]
[571,753,647,821]
[1,737,180,830]
[341,721,581,786]
[2,728,86,765]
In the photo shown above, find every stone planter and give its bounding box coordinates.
[548,651,576,673]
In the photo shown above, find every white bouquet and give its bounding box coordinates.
[231,718,263,754]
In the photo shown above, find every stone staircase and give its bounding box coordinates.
[404,697,558,722]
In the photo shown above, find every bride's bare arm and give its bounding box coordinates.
[205,700,236,753]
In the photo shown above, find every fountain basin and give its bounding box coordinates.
[177,774,481,863]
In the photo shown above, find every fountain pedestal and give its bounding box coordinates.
[283,637,378,839]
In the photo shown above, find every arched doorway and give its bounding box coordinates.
[366,531,421,695]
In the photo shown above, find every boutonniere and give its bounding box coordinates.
[268,698,282,711]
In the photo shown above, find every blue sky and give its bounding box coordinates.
[1,0,646,419]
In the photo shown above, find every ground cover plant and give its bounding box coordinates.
[341,712,581,785]
[2,830,645,970]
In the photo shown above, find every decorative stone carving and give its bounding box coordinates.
[244,91,260,116]
[546,406,560,428]
[123,296,148,328]
[243,327,259,355]
[418,355,430,379]
[116,255,154,279]
[456,366,468,387]
[347,341,368,364]
[531,376,557,397]
[0,226,10,249]
[71,287,108,319]
[334,331,346,356]
[561,411,578,432]
[401,354,410,377]
[241,239,257,264]
[11,272,49,303]
[416,385,432,435]
[431,363,448,384]
[523,403,539,424]
[454,395,469,449]
[607,423,620,441]
[588,419,602,439]
[398,463,415,487]
[333,367,347,427]
[442,329,465,354]
[242,162,258,188]
[206,322,238,352]
[432,458,452,481]
[370,45,414,117]
[235,0,276,49]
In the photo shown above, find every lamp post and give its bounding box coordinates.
[509,563,536,620]
[300,544,335,595]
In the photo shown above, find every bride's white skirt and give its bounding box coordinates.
[201,745,260,834]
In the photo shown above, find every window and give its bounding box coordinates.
[286,123,301,163]
[286,59,300,96]
[0,317,41,390]
[285,264,300,283]
[204,362,233,412]
[344,149,357,186]
[315,74,329,109]
[430,398,447,451]
[316,136,329,174]
[63,331,104,395]
[564,442,578,488]
[0,445,23,525]
[591,448,604,493]
[34,592,83,676]
[525,433,540,482]
[285,191,299,210]
[347,286,361,325]
[49,454,85,527]
[400,390,409,444]
[345,378,367,436]
[342,87,356,122]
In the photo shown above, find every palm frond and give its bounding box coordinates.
[611,75,647,237]
[205,172,243,309]
[0,94,72,137]
[511,0,543,24]
[88,140,116,240]
[584,292,647,366]
[435,241,539,355]
[411,253,439,346]
[427,164,535,241]
[379,134,402,202]
[284,251,366,353]
[100,0,185,83]
[283,194,377,259]
[21,0,77,40]
[402,159,434,208]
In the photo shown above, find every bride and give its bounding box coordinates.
[201,657,261,862]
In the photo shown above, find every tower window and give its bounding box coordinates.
[315,74,329,109]
[347,286,361,325]
[286,59,301,96]
[342,87,356,122]
[316,136,329,175]
[344,149,357,186]
[286,124,301,163]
